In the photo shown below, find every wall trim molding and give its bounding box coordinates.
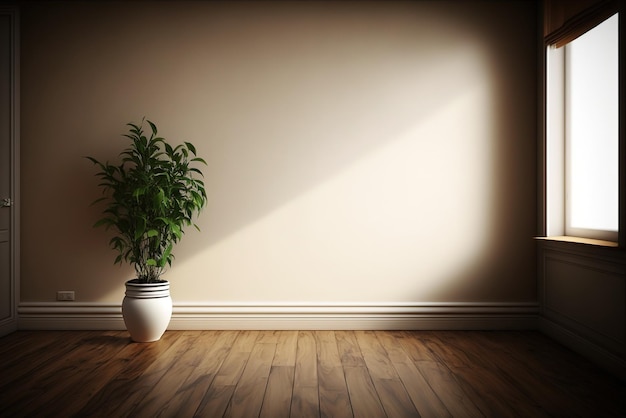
[539,316,626,380]
[0,317,17,337]
[18,301,539,331]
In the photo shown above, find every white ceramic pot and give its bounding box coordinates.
[122,280,172,342]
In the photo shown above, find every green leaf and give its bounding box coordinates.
[93,218,112,228]
[171,223,182,239]
[85,156,101,165]
[189,167,204,177]
[147,120,157,137]
[155,188,165,206]
[146,258,157,266]
[159,243,173,267]
[134,217,146,240]
[191,157,207,165]
[185,142,197,155]
[133,187,146,199]
[89,197,108,206]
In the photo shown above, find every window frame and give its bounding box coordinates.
[544,8,624,247]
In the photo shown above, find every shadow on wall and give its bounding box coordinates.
[21,1,537,303]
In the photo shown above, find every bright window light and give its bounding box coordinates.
[565,14,619,239]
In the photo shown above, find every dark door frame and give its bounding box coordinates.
[0,5,19,337]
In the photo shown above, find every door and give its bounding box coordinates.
[0,8,17,337]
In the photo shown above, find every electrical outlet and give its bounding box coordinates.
[57,291,75,301]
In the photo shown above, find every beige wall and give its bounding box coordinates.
[20,1,538,304]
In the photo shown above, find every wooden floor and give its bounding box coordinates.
[0,330,624,417]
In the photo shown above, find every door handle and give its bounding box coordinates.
[1,198,12,208]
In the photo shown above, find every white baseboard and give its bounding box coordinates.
[17,301,539,331]
[539,317,626,380]
[17,302,625,379]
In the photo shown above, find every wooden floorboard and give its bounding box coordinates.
[0,330,624,417]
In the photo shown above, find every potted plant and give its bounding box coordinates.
[87,119,207,342]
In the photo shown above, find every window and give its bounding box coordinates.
[546,13,619,243]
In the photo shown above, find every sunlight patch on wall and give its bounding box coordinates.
[172,82,494,303]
